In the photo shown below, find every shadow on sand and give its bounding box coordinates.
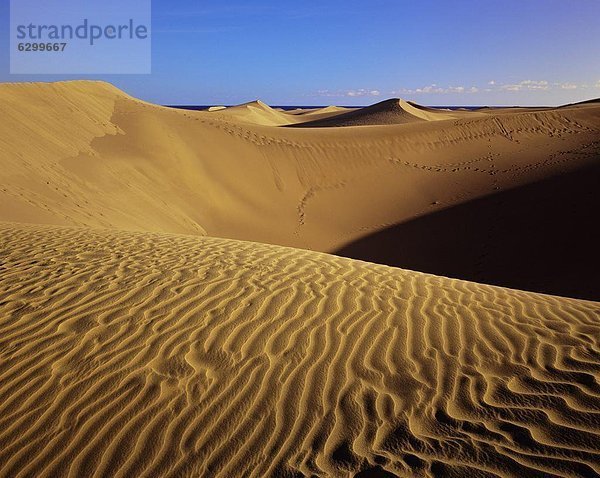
[335,164,600,301]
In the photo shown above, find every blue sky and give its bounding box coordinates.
[1,0,600,106]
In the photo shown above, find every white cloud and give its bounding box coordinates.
[346,88,382,97]
[393,84,478,95]
[521,80,548,86]
[415,84,445,94]
[317,79,597,99]
[315,88,382,98]
[315,89,337,97]
[523,80,549,90]
[559,83,578,90]
[500,80,550,92]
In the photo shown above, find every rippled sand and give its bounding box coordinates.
[1,223,599,477]
[1,81,599,477]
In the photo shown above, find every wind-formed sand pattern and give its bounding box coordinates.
[1,224,600,477]
[1,81,599,477]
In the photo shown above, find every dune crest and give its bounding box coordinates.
[1,222,599,477]
[290,98,467,127]
[211,99,299,126]
[1,80,599,477]
[1,81,598,259]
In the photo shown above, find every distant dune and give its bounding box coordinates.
[210,99,297,126]
[289,98,465,127]
[1,222,599,477]
[206,101,353,126]
[1,81,599,477]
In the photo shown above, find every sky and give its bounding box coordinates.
[1,0,600,106]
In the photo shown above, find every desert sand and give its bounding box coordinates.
[1,223,600,477]
[1,81,599,298]
[0,81,599,477]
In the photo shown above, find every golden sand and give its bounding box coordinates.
[1,81,598,253]
[1,223,599,477]
[0,81,599,477]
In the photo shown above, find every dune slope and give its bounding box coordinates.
[336,162,600,301]
[207,100,298,126]
[1,81,599,256]
[290,99,466,127]
[1,222,599,478]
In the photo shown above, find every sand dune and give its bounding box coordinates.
[337,162,600,301]
[286,105,351,116]
[290,99,467,127]
[1,81,599,257]
[1,81,599,476]
[1,81,599,298]
[289,105,356,121]
[207,102,352,126]
[1,221,599,478]
[209,100,299,126]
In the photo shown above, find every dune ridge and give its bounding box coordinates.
[289,98,466,127]
[1,81,599,257]
[1,81,599,476]
[1,221,599,477]
[204,101,354,126]
[209,100,299,126]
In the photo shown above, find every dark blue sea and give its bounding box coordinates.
[165,105,484,111]
[165,105,352,111]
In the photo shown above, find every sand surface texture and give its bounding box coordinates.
[1,81,599,255]
[1,81,599,477]
[1,223,599,478]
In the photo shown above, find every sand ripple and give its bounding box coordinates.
[1,222,599,477]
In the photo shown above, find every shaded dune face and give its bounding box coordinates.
[336,163,600,301]
[287,99,464,127]
[1,223,600,478]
